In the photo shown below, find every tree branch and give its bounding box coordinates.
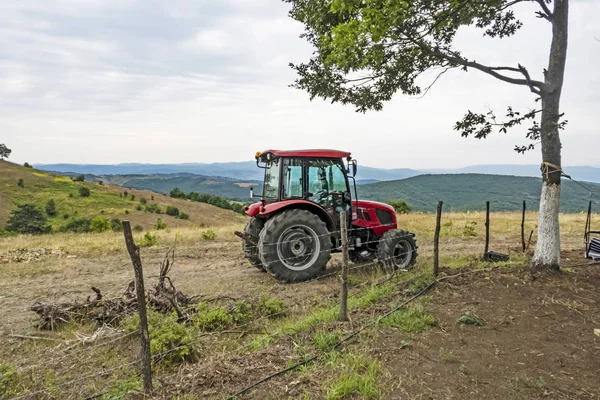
[534,0,553,19]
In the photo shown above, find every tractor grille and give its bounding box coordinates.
[375,209,393,225]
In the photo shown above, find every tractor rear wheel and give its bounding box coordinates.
[259,209,331,282]
[377,230,417,271]
[349,249,376,264]
[242,217,265,271]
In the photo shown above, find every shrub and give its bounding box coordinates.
[45,199,57,216]
[73,175,85,182]
[201,228,216,240]
[123,191,128,197]
[388,199,412,214]
[78,187,91,197]
[140,197,147,204]
[462,221,477,237]
[61,218,92,233]
[0,362,22,397]
[130,194,135,201]
[5,204,51,234]
[170,187,186,199]
[122,311,195,366]
[125,209,129,214]
[23,162,32,168]
[166,206,180,217]
[63,213,69,219]
[136,205,143,211]
[16,179,24,188]
[110,218,123,232]
[178,212,189,220]
[259,297,285,317]
[145,203,162,214]
[90,216,111,233]
[231,301,253,325]
[154,218,167,230]
[98,180,103,185]
[68,193,73,198]
[194,304,233,332]
[141,231,158,247]
[151,195,154,200]
[133,224,144,232]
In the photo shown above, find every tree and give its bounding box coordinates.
[288,0,569,271]
[388,199,412,214]
[90,216,111,233]
[5,204,51,234]
[45,199,57,216]
[73,175,85,182]
[166,206,180,217]
[0,144,11,160]
[79,187,91,197]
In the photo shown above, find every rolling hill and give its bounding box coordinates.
[358,173,600,213]
[0,160,244,233]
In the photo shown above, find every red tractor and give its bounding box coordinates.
[235,149,417,282]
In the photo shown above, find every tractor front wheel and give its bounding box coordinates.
[259,209,331,282]
[377,230,418,271]
[242,217,265,271]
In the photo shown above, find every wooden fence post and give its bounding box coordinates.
[521,200,526,252]
[122,221,153,394]
[339,211,349,322]
[484,201,490,258]
[433,201,443,277]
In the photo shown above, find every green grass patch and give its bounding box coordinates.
[378,304,436,333]
[313,330,343,352]
[457,311,484,326]
[100,377,141,400]
[325,353,383,400]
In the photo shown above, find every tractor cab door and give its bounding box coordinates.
[306,159,352,233]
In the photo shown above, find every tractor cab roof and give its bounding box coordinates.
[259,149,351,159]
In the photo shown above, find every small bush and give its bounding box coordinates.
[313,330,342,352]
[0,362,22,397]
[73,175,85,182]
[462,221,477,237]
[151,195,154,201]
[140,197,147,204]
[194,305,233,332]
[259,297,285,317]
[68,193,73,198]
[136,204,143,211]
[130,194,135,201]
[457,311,484,326]
[123,191,128,197]
[78,187,91,197]
[178,212,189,220]
[61,218,91,233]
[23,162,32,168]
[110,218,123,232]
[141,231,158,247]
[45,199,57,216]
[6,204,51,234]
[17,179,24,188]
[122,311,195,366]
[231,301,253,325]
[63,213,69,219]
[166,206,180,217]
[125,209,129,214]
[154,218,167,230]
[388,199,411,214]
[98,180,103,185]
[201,228,216,241]
[133,224,144,232]
[145,203,162,214]
[90,216,111,233]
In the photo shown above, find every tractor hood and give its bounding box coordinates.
[245,202,263,217]
[353,200,395,213]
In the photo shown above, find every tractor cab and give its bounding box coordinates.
[236,149,417,283]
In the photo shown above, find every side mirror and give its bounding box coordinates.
[344,191,352,203]
[250,187,254,199]
[352,162,357,177]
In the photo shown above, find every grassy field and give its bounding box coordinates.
[0,209,598,399]
[0,160,245,232]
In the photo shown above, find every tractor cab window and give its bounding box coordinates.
[263,158,280,199]
[282,158,303,199]
[307,159,348,205]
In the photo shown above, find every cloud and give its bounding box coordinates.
[0,0,598,169]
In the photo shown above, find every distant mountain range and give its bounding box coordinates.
[36,162,600,184]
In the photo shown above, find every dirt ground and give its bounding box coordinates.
[374,252,600,400]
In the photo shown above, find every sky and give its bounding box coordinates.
[1,0,599,169]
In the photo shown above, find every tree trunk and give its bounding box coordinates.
[532,0,569,272]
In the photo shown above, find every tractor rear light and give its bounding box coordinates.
[260,206,265,213]
[244,206,249,211]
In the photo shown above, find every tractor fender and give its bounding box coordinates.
[256,200,336,232]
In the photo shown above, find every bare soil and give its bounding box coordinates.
[376,252,600,400]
